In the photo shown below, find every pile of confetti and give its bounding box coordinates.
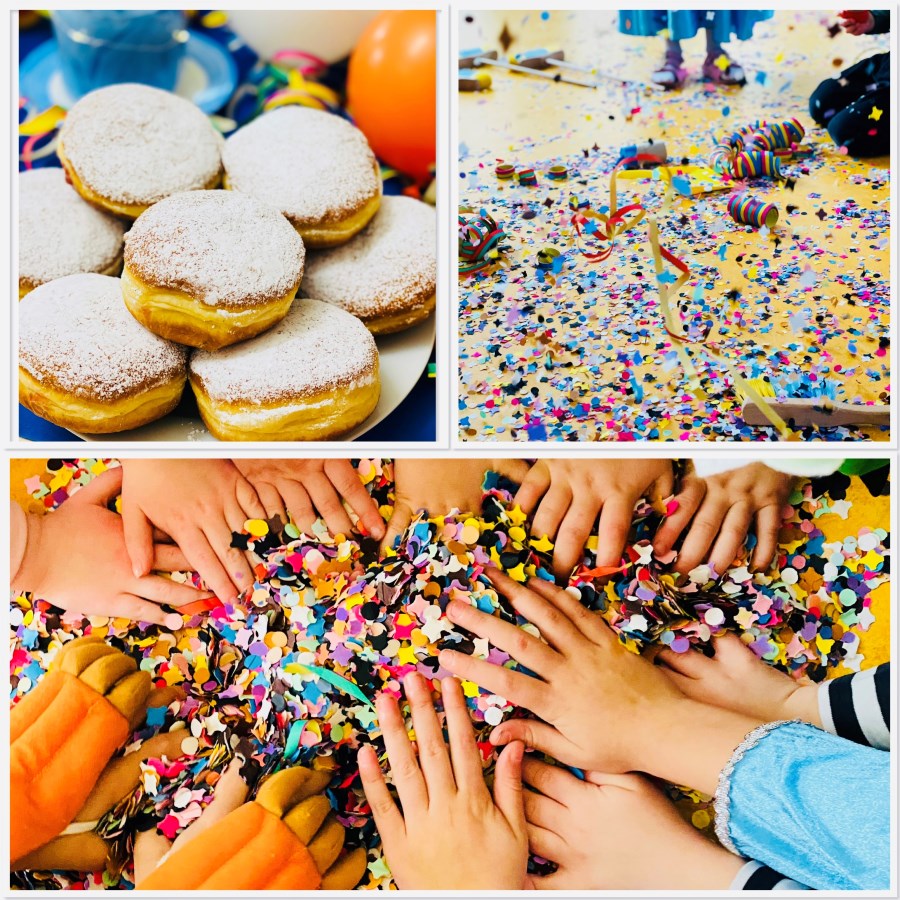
[457,11,890,442]
[10,458,890,889]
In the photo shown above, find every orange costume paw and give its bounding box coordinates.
[10,636,151,867]
[137,766,368,890]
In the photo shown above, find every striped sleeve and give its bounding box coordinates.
[818,663,890,750]
[730,860,810,890]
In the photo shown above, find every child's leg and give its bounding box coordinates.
[809,55,883,127]
[702,26,746,85]
[652,38,686,89]
[809,54,889,156]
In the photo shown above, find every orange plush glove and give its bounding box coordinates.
[10,636,153,868]
[137,767,368,890]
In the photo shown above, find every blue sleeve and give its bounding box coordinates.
[870,11,890,34]
[714,721,890,890]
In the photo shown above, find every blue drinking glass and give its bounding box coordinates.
[51,10,189,99]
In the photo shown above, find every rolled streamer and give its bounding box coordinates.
[458,212,506,274]
[733,150,782,179]
[710,143,735,176]
[518,167,537,186]
[728,193,779,229]
[747,117,805,152]
[495,163,515,179]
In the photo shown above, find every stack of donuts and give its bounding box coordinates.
[18,83,436,441]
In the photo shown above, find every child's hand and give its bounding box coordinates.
[440,569,685,775]
[234,459,385,541]
[382,458,531,553]
[521,762,744,890]
[838,10,875,34]
[358,673,528,890]
[514,459,675,577]
[12,468,212,627]
[653,463,793,576]
[122,459,265,603]
[656,632,821,725]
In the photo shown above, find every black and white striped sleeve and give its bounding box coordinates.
[730,860,810,890]
[818,663,890,751]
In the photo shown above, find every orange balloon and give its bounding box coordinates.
[347,10,436,184]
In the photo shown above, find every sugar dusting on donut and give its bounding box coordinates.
[189,298,377,402]
[125,191,306,308]
[301,196,436,318]
[19,169,126,287]
[19,274,187,400]
[222,107,381,226]
[58,84,222,206]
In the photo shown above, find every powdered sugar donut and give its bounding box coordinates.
[222,107,381,248]
[19,274,187,433]
[123,191,306,351]
[57,84,223,218]
[18,168,126,299]
[189,299,380,441]
[301,196,436,334]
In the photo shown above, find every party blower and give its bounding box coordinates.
[458,47,596,88]
[511,47,663,89]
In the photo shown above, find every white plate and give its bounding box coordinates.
[72,317,434,442]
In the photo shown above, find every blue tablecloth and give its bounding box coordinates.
[17,13,435,443]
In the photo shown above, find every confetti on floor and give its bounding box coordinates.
[9,458,891,889]
[457,11,890,441]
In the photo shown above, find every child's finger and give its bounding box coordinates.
[380,503,412,556]
[203,522,256,595]
[553,499,597,576]
[123,506,155,579]
[69,466,124,508]
[531,485,571,543]
[492,458,534,491]
[594,494,635,568]
[522,786,565,833]
[152,544,193,573]
[513,462,550,515]
[652,475,706,556]
[441,677,485,794]
[524,871,566,890]
[305,474,355,537]
[133,829,172,885]
[673,498,729,574]
[582,770,646,790]
[654,646,710,680]
[518,574,611,648]
[489,718,577,767]
[445,598,560,675]
[135,575,214,609]
[750,505,781,571]
[708,501,752,576]
[439,647,551,714]
[525,822,565,863]
[233,476,267,523]
[178,528,239,602]
[492,740,526,833]
[253,481,288,525]
[325,459,385,539]
[115,593,182,630]
[376,692,428,812]
[403,672,456,799]
[357,745,406,845]
[522,757,581,803]
[277,480,318,532]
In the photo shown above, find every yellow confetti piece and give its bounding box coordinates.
[691,809,711,829]
[18,105,66,136]
[461,679,479,698]
[869,106,883,122]
[245,518,267,537]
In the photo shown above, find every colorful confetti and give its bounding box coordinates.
[9,458,890,889]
